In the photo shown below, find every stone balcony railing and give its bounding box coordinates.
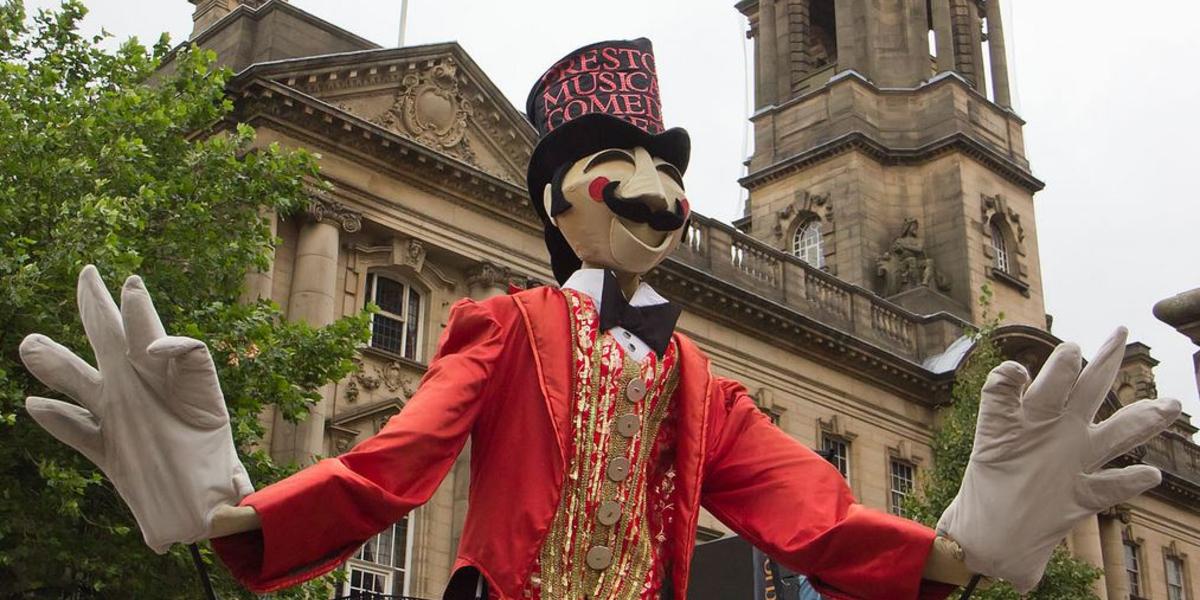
[1143,431,1200,489]
[668,214,966,364]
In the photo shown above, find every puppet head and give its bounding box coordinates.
[526,38,691,284]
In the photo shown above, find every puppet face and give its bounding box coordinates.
[543,146,690,277]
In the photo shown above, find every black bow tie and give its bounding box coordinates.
[597,271,681,358]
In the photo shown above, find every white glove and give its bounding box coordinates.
[20,265,253,553]
[936,327,1181,592]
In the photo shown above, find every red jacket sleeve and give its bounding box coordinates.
[700,378,953,600]
[212,298,504,593]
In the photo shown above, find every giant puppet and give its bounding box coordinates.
[19,38,1182,599]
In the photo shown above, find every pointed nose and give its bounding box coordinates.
[614,146,669,213]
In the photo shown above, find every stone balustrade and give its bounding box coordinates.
[1144,432,1200,489]
[671,214,963,362]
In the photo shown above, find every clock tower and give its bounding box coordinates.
[736,0,1045,327]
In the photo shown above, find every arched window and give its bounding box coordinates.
[989,220,1009,273]
[792,220,823,268]
[366,273,424,361]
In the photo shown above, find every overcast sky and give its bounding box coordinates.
[30,0,1200,418]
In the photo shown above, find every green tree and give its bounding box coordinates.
[904,286,1102,599]
[0,1,368,597]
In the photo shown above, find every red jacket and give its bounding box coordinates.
[213,287,952,599]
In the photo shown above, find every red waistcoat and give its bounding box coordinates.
[212,287,952,600]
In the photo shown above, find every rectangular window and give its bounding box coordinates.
[344,517,412,598]
[366,274,422,361]
[1125,541,1143,598]
[889,460,915,517]
[822,435,850,480]
[1167,555,1186,600]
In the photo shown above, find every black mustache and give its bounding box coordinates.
[601,180,686,232]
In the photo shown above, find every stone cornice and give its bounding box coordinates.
[231,43,537,173]
[741,130,1045,194]
[229,78,538,229]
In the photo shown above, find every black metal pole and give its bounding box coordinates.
[189,543,219,600]
[958,574,983,600]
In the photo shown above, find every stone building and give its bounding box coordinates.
[178,1,1200,598]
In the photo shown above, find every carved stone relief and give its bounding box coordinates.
[752,387,787,424]
[394,238,427,273]
[307,196,362,233]
[344,357,417,403]
[876,218,951,297]
[772,190,833,242]
[372,58,476,165]
[981,193,1025,247]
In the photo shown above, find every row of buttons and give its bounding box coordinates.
[588,376,650,571]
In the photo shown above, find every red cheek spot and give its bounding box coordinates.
[588,177,610,202]
[679,197,690,216]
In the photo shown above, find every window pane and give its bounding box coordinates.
[822,436,849,480]
[990,222,1008,272]
[1167,556,1185,600]
[793,221,823,268]
[371,313,405,354]
[374,276,406,314]
[890,460,914,517]
[1125,542,1141,596]
[404,287,421,360]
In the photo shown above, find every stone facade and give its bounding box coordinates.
[175,1,1200,598]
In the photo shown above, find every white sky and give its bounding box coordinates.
[31,0,1200,418]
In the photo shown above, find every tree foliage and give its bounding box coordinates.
[904,286,1102,599]
[0,2,367,597]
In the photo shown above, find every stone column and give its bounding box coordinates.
[240,208,277,303]
[241,208,277,451]
[966,0,987,91]
[931,0,956,73]
[1070,516,1109,599]
[985,0,1012,107]
[1099,511,1131,600]
[759,0,781,107]
[465,261,512,301]
[270,199,361,465]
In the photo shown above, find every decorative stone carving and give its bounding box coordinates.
[465,261,511,298]
[981,193,1025,246]
[329,424,360,454]
[373,58,476,164]
[752,387,787,424]
[344,357,383,403]
[307,197,362,233]
[393,238,427,273]
[379,360,415,396]
[888,440,924,465]
[772,190,833,241]
[344,357,416,403]
[817,414,857,440]
[373,406,403,434]
[876,218,951,297]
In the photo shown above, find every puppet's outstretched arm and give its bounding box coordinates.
[700,326,1179,598]
[22,266,504,594]
[937,328,1180,593]
[20,266,254,553]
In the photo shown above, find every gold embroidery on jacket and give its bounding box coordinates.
[534,290,679,600]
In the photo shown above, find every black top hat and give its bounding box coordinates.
[525,38,691,284]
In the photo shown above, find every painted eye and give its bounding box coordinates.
[588,176,610,202]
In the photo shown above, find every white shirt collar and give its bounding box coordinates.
[561,268,668,312]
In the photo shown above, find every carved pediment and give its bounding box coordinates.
[266,46,535,186]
